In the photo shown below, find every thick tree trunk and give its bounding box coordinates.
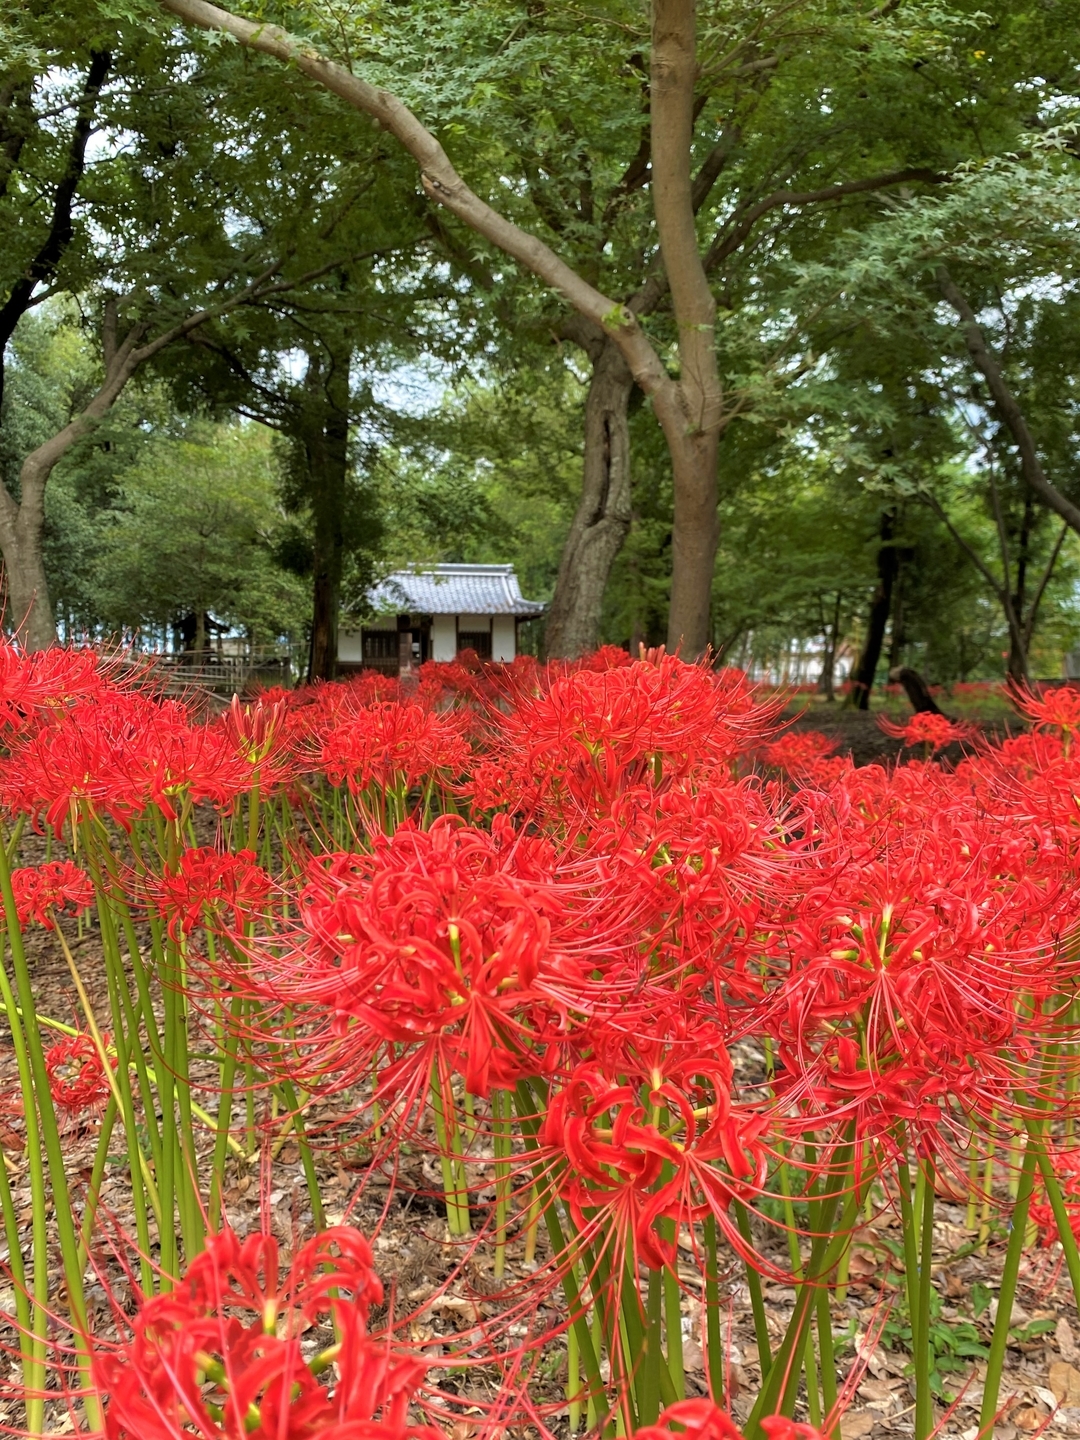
[651,0,724,658]
[667,428,720,657]
[545,337,634,658]
[850,511,898,710]
[0,502,54,651]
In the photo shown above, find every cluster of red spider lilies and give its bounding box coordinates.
[0,643,1078,1440]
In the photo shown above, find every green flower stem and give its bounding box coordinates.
[492,1088,512,1279]
[513,1082,611,1438]
[568,1318,583,1433]
[660,1216,685,1400]
[0,1140,34,1406]
[0,835,98,1430]
[0,1137,31,1327]
[1026,1120,1080,1308]
[703,1212,726,1404]
[895,1148,922,1364]
[815,1282,837,1437]
[430,1060,470,1235]
[641,1265,663,1427]
[979,1138,1038,1438]
[93,909,161,1265]
[914,1158,936,1440]
[52,921,158,1285]
[77,1094,119,1260]
[82,828,165,1177]
[776,1147,819,1416]
[734,1200,772,1381]
[167,932,203,1257]
[277,1078,324,1231]
[0,949,48,1435]
[206,989,240,1237]
[745,1143,859,1436]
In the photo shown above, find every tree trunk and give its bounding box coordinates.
[0,500,55,651]
[1007,492,1033,683]
[818,591,842,702]
[889,666,944,715]
[651,0,724,659]
[545,336,634,658]
[666,427,720,656]
[887,561,906,672]
[850,511,898,710]
[303,344,351,684]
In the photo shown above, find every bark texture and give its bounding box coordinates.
[650,0,723,657]
[544,332,633,658]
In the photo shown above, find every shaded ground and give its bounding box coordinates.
[784,705,1026,769]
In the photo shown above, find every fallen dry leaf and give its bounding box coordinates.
[839,1413,876,1440]
[856,1378,895,1404]
[1010,1404,1047,1433]
[1057,1316,1078,1364]
[1049,1360,1080,1407]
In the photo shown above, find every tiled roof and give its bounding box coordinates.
[368,564,546,618]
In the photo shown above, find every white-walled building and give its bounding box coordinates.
[338,563,545,675]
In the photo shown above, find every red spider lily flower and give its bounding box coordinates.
[759,1420,828,1440]
[0,642,117,734]
[466,651,783,823]
[233,816,583,1099]
[316,702,470,796]
[759,729,840,780]
[216,693,298,794]
[153,848,273,939]
[45,1033,114,1115]
[9,859,94,927]
[632,1398,825,1440]
[877,711,971,752]
[1,694,254,834]
[633,1399,744,1440]
[538,1056,768,1271]
[1030,1144,1080,1247]
[761,773,1080,1148]
[1009,681,1080,736]
[91,1224,440,1440]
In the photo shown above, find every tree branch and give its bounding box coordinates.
[156,0,674,404]
[651,0,721,435]
[1023,520,1069,649]
[936,265,1080,536]
[0,51,112,364]
[920,490,1007,605]
[705,166,944,272]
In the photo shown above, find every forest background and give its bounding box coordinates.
[5,0,1080,696]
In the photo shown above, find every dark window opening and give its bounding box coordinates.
[457,631,492,659]
[363,631,398,660]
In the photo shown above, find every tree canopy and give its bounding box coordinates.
[0,0,1078,690]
